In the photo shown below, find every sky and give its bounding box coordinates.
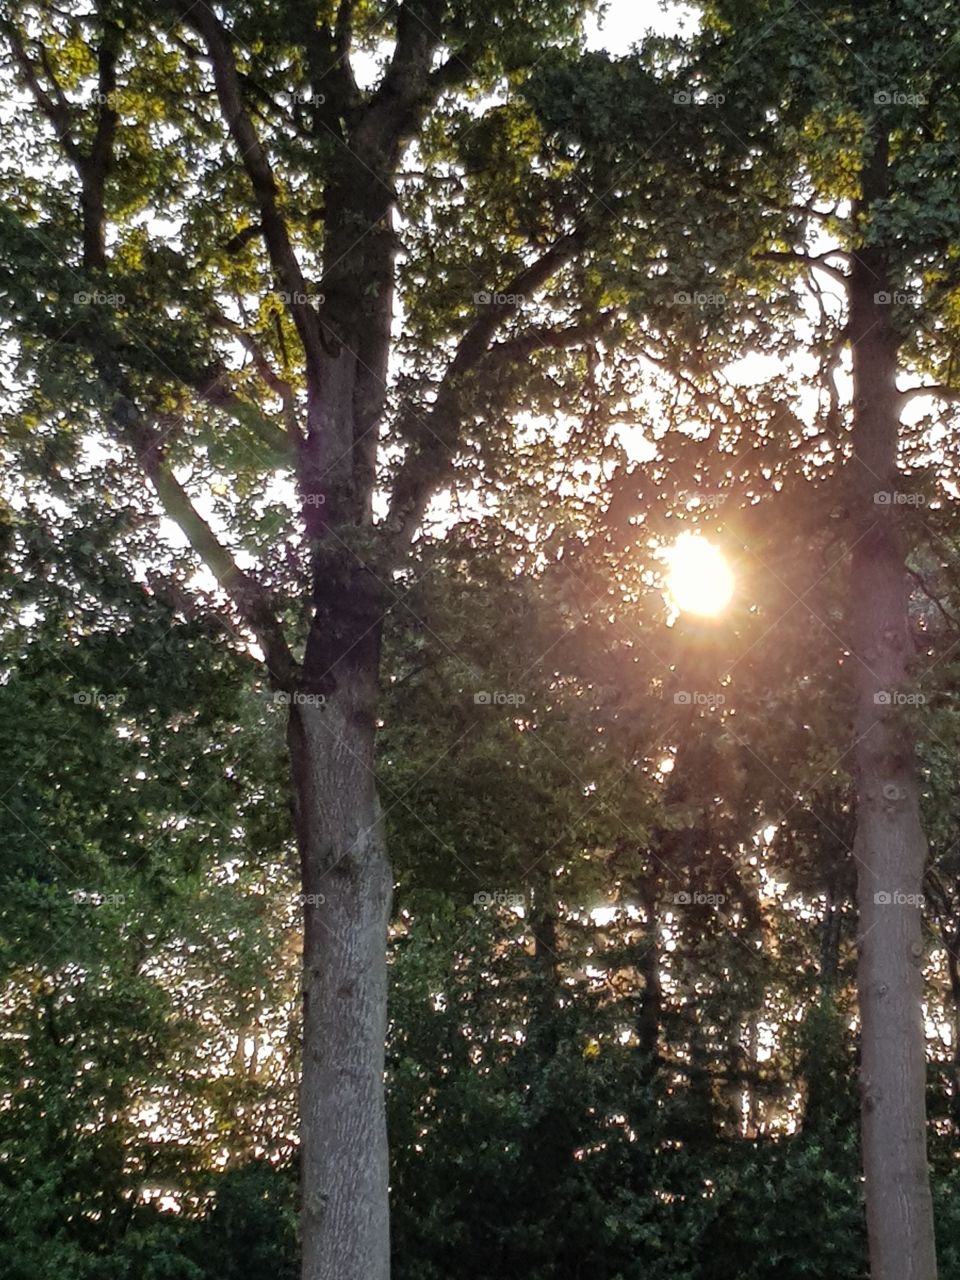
[584,0,698,49]
[347,1,699,87]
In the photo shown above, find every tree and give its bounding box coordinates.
[0,2,731,1274]
[0,493,300,1278]
[675,2,960,1272]
[0,413,888,1280]
[11,4,960,1276]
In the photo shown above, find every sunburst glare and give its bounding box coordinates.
[662,533,735,617]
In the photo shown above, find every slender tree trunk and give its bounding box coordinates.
[943,926,960,1130]
[820,878,843,991]
[801,876,846,1135]
[635,875,661,1078]
[528,884,561,1056]
[287,572,392,1280]
[848,133,938,1280]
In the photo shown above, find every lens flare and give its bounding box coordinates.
[663,533,735,617]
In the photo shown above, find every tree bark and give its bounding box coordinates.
[635,874,661,1079]
[944,924,960,1132]
[848,130,938,1280]
[4,14,598,1277]
[287,572,392,1280]
[801,875,847,1136]
[820,877,843,992]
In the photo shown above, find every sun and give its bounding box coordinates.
[663,533,735,617]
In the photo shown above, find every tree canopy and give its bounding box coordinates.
[2,1,960,1278]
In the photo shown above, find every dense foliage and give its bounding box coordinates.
[4,0,960,1277]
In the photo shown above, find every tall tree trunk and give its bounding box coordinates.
[801,876,847,1135]
[820,876,843,991]
[288,570,392,1280]
[284,110,398,1273]
[635,874,661,1080]
[848,131,938,1280]
[944,926,960,1132]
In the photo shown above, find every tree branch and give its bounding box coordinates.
[358,0,444,155]
[113,397,296,685]
[335,0,359,56]
[383,231,584,552]
[207,310,303,450]
[486,320,605,364]
[3,21,79,159]
[80,12,120,269]
[174,2,326,382]
[754,250,850,285]
[899,384,960,406]
[297,1,360,130]
[5,11,119,268]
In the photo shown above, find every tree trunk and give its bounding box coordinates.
[287,574,392,1280]
[820,877,843,991]
[942,923,960,1131]
[848,133,938,1280]
[284,109,397,1274]
[801,876,847,1136]
[635,874,661,1078]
